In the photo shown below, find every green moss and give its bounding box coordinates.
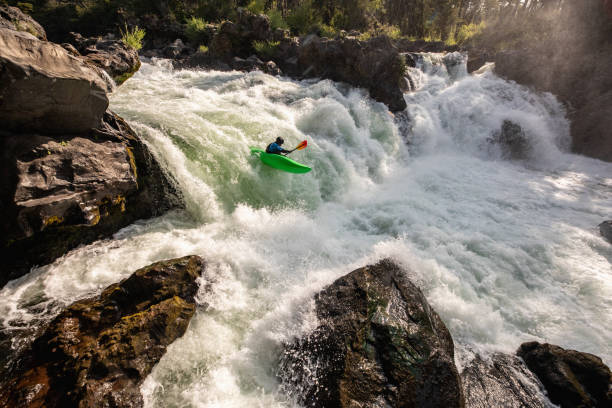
[114,59,141,85]
[43,215,64,229]
[125,146,138,181]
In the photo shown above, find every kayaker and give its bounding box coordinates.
[266,137,292,155]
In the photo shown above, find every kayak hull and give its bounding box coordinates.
[250,147,311,174]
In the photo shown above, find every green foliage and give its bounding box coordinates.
[246,0,265,15]
[16,2,33,13]
[120,24,145,51]
[199,44,209,53]
[455,22,485,45]
[286,0,321,35]
[253,40,279,59]
[185,16,209,45]
[359,24,401,41]
[267,9,288,30]
[318,24,338,38]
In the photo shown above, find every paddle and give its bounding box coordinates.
[286,140,307,155]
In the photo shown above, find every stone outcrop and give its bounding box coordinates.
[461,353,550,408]
[599,220,612,243]
[0,111,183,287]
[278,259,464,407]
[295,34,407,111]
[0,5,46,40]
[518,341,612,408]
[0,256,204,408]
[64,32,141,85]
[487,120,531,160]
[491,0,612,162]
[209,10,271,59]
[0,28,110,134]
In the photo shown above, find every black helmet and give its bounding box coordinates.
[276,137,284,145]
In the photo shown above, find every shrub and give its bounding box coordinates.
[267,9,288,30]
[318,23,337,38]
[16,2,33,13]
[455,22,485,45]
[286,0,320,35]
[253,40,279,60]
[246,0,265,15]
[199,44,209,53]
[359,24,402,41]
[120,24,145,50]
[185,16,208,45]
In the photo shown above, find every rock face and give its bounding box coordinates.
[65,32,141,85]
[0,28,110,134]
[487,120,531,160]
[599,220,612,243]
[492,0,612,162]
[296,35,407,112]
[278,260,464,407]
[0,111,183,287]
[0,255,204,408]
[0,5,46,40]
[209,10,271,59]
[517,341,612,408]
[461,353,551,408]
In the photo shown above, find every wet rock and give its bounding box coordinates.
[278,259,464,407]
[209,9,271,59]
[0,28,110,134]
[0,256,205,408]
[0,111,183,288]
[461,353,551,408]
[487,120,531,160]
[296,35,407,111]
[66,32,141,85]
[517,341,612,408]
[161,38,193,59]
[0,5,46,40]
[599,220,612,243]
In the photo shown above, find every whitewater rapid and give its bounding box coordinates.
[1,55,610,407]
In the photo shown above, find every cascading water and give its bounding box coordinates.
[0,54,610,407]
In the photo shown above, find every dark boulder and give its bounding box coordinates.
[0,28,110,134]
[487,120,531,160]
[0,5,46,40]
[0,111,183,288]
[65,32,141,85]
[517,341,612,408]
[209,9,271,59]
[278,259,464,407]
[296,35,407,112]
[599,220,612,243]
[0,255,204,408]
[461,353,551,408]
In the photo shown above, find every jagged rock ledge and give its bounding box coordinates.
[0,16,182,287]
[0,255,204,408]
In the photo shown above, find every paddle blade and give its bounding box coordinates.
[294,140,308,150]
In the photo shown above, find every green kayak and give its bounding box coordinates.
[250,147,311,174]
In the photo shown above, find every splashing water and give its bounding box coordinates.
[0,56,610,407]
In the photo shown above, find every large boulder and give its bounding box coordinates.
[0,5,46,40]
[600,220,612,243]
[209,9,271,59]
[461,353,550,408]
[492,0,612,162]
[65,32,141,85]
[297,35,407,111]
[517,341,612,408]
[0,111,183,287]
[0,28,110,134]
[0,255,204,408]
[278,259,464,407]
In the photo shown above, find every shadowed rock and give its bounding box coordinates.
[461,353,552,408]
[65,32,141,85]
[279,259,464,408]
[0,5,46,40]
[599,220,612,244]
[0,111,183,287]
[518,341,612,408]
[0,28,110,134]
[0,255,205,408]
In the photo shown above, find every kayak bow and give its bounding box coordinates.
[250,147,311,174]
